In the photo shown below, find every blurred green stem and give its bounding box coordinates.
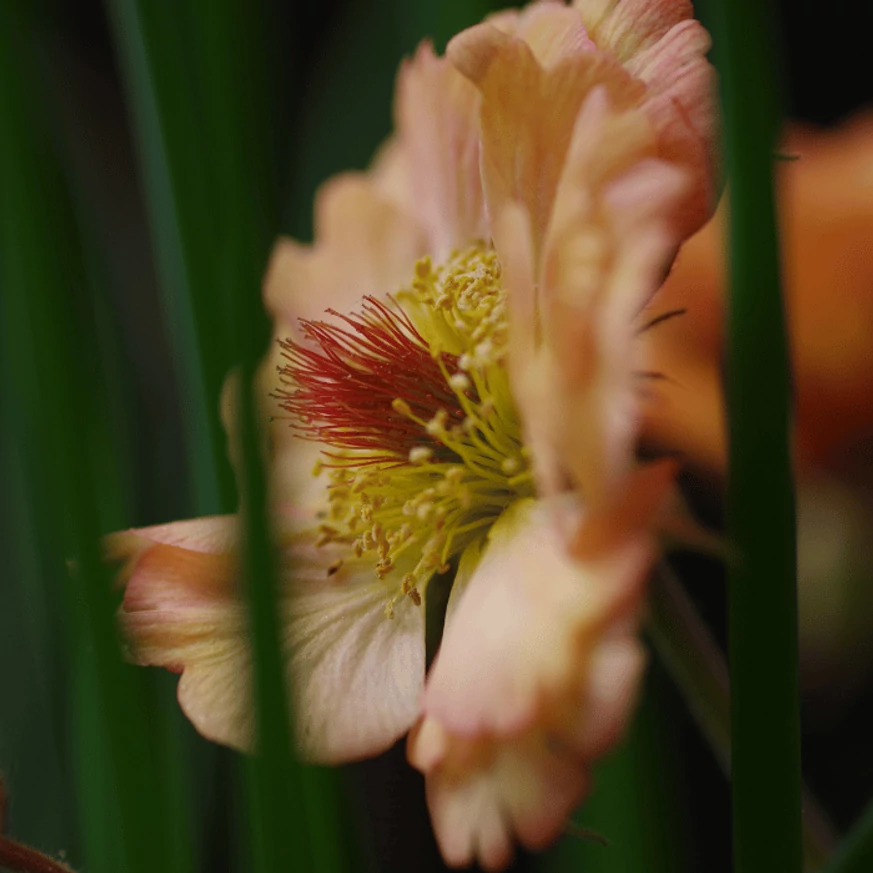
[712,0,803,868]
[648,565,835,872]
[0,9,185,873]
[824,800,873,873]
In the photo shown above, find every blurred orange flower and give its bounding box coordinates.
[641,113,873,477]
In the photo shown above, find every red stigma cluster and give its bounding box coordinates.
[276,297,464,465]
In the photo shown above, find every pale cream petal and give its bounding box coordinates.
[263,175,426,327]
[112,516,425,762]
[409,718,590,870]
[106,515,237,560]
[424,499,652,738]
[177,638,254,751]
[395,42,487,260]
[283,536,426,762]
[369,135,413,209]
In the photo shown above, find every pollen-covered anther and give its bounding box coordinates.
[501,457,520,475]
[426,409,449,437]
[376,559,395,579]
[414,256,433,280]
[448,373,470,392]
[409,446,433,464]
[283,243,534,610]
[316,525,339,547]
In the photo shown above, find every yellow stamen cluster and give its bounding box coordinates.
[311,245,533,617]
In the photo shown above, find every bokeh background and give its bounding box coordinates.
[2,1,873,872]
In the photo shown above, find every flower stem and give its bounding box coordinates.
[648,565,836,871]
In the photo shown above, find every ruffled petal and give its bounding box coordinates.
[629,19,719,236]
[573,0,694,62]
[395,42,487,260]
[448,22,643,260]
[408,717,590,871]
[110,516,425,762]
[424,499,652,738]
[263,175,427,328]
[487,1,596,67]
[493,86,690,506]
[410,492,656,869]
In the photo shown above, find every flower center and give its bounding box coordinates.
[277,244,534,615]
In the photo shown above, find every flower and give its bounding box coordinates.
[106,1,717,866]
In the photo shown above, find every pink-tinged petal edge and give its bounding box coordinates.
[409,717,591,871]
[106,515,426,763]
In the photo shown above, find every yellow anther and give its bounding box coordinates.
[415,256,433,279]
[376,560,394,579]
[445,466,464,483]
[448,372,470,392]
[409,446,433,464]
[501,456,520,475]
[316,525,338,547]
[426,409,449,436]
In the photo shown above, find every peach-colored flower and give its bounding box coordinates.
[108,1,717,867]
